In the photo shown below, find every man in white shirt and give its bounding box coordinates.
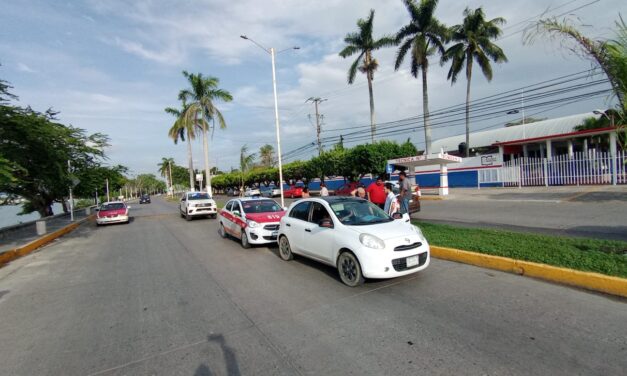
[320,182,329,197]
[383,183,400,215]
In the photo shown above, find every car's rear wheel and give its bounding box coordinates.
[337,251,364,287]
[240,230,251,249]
[278,236,293,261]
[219,223,227,238]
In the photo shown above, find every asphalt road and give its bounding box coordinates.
[0,197,625,375]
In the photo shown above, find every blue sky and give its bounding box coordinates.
[1,0,624,178]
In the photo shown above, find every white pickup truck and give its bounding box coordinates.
[179,191,217,221]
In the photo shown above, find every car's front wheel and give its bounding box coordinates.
[278,236,294,261]
[240,230,251,249]
[219,223,227,238]
[337,251,364,287]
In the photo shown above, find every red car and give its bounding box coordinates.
[96,201,130,226]
[334,182,359,196]
[218,198,286,248]
[283,185,304,198]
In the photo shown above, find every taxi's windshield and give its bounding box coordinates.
[242,200,282,213]
[330,200,392,226]
[188,193,210,200]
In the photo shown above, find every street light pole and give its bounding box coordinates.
[240,35,299,208]
[68,160,74,222]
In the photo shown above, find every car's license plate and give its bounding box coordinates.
[406,255,419,267]
[271,231,278,237]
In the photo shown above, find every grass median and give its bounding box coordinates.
[413,221,627,278]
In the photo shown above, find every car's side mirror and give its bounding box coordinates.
[180,198,185,202]
[283,206,288,211]
[392,212,402,220]
[319,219,334,228]
[233,210,240,217]
[95,208,100,212]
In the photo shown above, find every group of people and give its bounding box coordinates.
[350,172,412,216]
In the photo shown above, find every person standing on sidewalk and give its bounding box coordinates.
[383,183,400,215]
[320,183,329,197]
[398,171,412,214]
[366,177,386,209]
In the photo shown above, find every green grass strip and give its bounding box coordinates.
[413,221,627,278]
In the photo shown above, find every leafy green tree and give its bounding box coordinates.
[74,165,128,201]
[394,0,448,155]
[157,157,175,189]
[239,145,255,193]
[259,144,275,167]
[0,104,108,216]
[339,9,395,142]
[443,7,508,157]
[165,99,196,190]
[179,71,233,194]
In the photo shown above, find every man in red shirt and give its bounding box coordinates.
[366,177,386,209]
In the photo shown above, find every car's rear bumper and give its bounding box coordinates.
[96,215,129,225]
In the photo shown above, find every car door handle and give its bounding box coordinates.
[305,228,311,232]
[286,223,291,227]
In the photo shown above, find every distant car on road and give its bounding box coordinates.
[260,185,281,198]
[179,191,217,220]
[139,194,151,204]
[284,184,303,198]
[277,197,429,286]
[244,187,261,197]
[334,182,359,196]
[218,198,286,248]
[96,201,130,226]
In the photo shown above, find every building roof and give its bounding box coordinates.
[430,112,600,152]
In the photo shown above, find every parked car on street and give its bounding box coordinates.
[244,187,261,197]
[218,198,286,248]
[96,201,130,226]
[260,185,281,198]
[334,182,359,196]
[284,184,304,198]
[277,197,429,286]
[139,194,151,204]
[179,191,217,220]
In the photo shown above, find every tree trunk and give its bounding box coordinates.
[421,59,432,155]
[187,135,195,191]
[465,55,473,158]
[200,111,212,195]
[366,51,376,143]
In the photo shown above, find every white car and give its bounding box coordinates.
[179,191,217,220]
[277,197,429,286]
[218,198,286,248]
[244,187,261,197]
[96,201,130,226]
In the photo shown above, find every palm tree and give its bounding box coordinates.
[178,71,233,195]
[239,145,256,195]
[165,100,196,191]
[442,7,507,157]
[157,157,175,192]
[394,0,448,155]
[259,144,275,167]
[339,9,395,142]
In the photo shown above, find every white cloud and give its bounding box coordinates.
[16,62,36,73]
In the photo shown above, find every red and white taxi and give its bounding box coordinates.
[96,201,130,226]
[218,198,286,248]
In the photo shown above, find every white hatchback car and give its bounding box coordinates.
[277,197,429,286]
[179,191,217,220]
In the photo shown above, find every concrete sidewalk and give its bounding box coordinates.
[425,185,627,203]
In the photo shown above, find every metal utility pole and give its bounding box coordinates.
[105,178,110,202]
[68,160,74,222]
[168,160,173,196]
[306,97,327,156]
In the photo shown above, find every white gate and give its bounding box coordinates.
[502,151,626,187]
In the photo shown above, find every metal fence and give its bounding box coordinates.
[501,151,626,187]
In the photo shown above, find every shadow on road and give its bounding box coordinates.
[194,333,241,376]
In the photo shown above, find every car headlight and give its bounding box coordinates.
[412,225,425,239]
[247,220,259,228]
[359,233,385,249]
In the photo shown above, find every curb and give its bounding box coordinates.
[430,246,627,298]
[419,196,444,201]
[0,216,93,267]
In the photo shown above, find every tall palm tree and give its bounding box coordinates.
[442,7,507,157]
[157,157,175,192]
[239,145,255,195]
[259,144,275,167]
[179,71,233,195]
[339,9,395,142]
[165,100,196,191]
[394,0,448,155]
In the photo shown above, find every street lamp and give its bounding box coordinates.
[240,35,299,207]
[593,109,615,127]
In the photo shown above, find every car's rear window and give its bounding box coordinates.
[101,203,125,210]
[188,193,210,200]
